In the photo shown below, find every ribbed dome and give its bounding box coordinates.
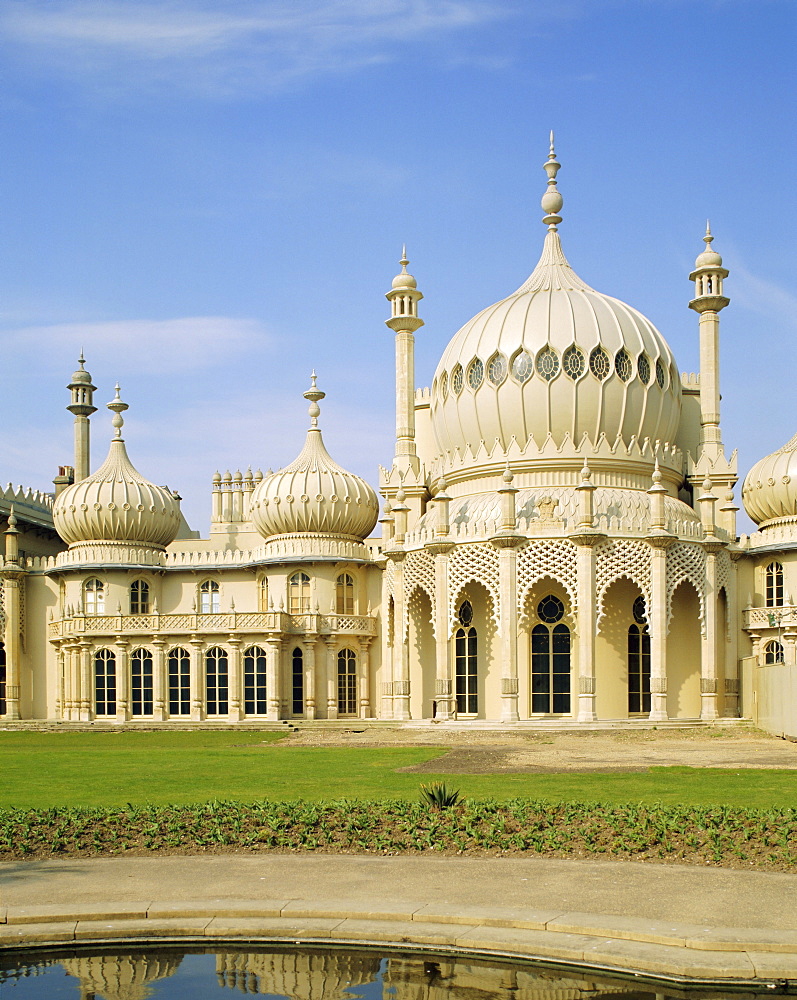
[430,146,681,475]
[53,388,180,549]
[742,432,797,526]
[250,377,379,540]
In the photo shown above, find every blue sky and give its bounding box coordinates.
[0,0,794,533]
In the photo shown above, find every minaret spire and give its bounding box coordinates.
[66,353,97,481]
[541,131,563,231]
[385,247,424,475]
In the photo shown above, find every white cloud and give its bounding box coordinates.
[730,264,797,333]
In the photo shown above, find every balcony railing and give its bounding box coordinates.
[742,606,797,630]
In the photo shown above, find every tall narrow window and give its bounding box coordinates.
[0,642,6,716]
[205,647,228,715]
[94,649,116,715]
[199,580,220,614]
[455,600,478,715]
[84,578,105,615]
[131,648,153,716]
[531,595,571,714]
[292,647,304,716]
[337,648,357,715]
[628,596,651,714]
[766,562,784,608]
[336,574,355,615]
[258,576,268,612]
[244,645,267,715]
[289,572,311,614]
[130,579,150,614]
[168,647,190,716]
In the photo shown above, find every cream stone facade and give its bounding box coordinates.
[1,140,793,728]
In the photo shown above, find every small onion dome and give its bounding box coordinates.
[250,374,379,540]
[71,353,93,384]
[391,246,417,289]
[694,223,723,268]
[53,386,181,548]
[742,431,797,526]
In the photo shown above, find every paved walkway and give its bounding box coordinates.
[3,854,797,984]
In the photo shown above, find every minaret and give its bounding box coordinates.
[689,223,729,459]
[66,353,97,481]
[385,248,424,474]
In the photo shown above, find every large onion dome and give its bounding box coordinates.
[742,432,797,527]
[250,375,379,540]
[431,137,681,471]
[53,386,181,549]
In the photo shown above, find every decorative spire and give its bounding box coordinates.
[304,370,326,429]
[107,384,129,439]
[541,131,563,231]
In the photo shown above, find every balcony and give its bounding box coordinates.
[742,606,797,630]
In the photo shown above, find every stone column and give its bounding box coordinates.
[574,540,599,723]
[115,638,130,722]
[190,636,205,721]
[266,637,282,720]
[78,640,93,721]
[60,642,73,719]
[323,636,338,720]
[1,575,22,719]
[151,637,167,721]
[303,638,317,719]
[646,537,673,722]
[492,537,523,723]
[358,636,372,719]
[227,635,243,722]
[724,552,742,717]
[700,543,722,720]
[427,542,454,720]
[380,556,395,720]
[390,552,410,720]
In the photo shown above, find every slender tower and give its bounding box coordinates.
[689,224,729,460]
[385,248,423,474]
[66,353,97,482]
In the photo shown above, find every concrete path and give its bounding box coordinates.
[3,854,797,984]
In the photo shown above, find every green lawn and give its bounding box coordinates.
[2,731,796,809]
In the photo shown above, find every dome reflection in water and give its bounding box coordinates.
[0,947,776,1000]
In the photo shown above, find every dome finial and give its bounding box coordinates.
[78,349,86,370]
[541,131,563,231]
[400,244,408,269]
[303,371,326,429]
[107,383,129,439]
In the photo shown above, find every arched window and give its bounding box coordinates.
[765,641,785,665]
[244,645,267,715]
[455,600,478,715]
[336,573,355,615]
[258,576,268,612]
[766,562,784,608]
[94,649,116,715]
[289,572,311,614]
[292,646,304,716]
[531,595,571,714]
[337,648,357,716]
[131,648,153,716]
[168,647,190,716]
[130,579,150,614]
[84,578,105,615]
[205,647,228,715]
[199,580,220,614]
[628,596,651,714]
[0,642,6,716]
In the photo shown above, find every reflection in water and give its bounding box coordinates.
[0,946,787,1000]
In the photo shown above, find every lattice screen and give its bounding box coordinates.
[447,543,500,634]
[516,539,579,620]
[666,541,707,633]
[595,539,652,626]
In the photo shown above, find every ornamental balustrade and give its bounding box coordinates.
[742,606,797,630]
[48,610,377,640]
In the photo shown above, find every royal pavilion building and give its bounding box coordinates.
[1,140,794,731]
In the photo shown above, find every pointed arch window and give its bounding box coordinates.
[205,646,228,715]
[258,576,269,612]
[511,350,533,384]
[563,346,585,380]
[628,596,651,714]
[614,349,633,382]
[655,359,666,389]
[292,646,304,716]
[130,579,150,614]
[455,600,478,715]
[131,648,153,716]
[244,645,267,715]
[94,649,116,716]
[589,346,610,381]
[535,347,560,381]
[467,357,484,390]
[765,640,785,665]
[289,572,311,614]
[766,562,784,608]
[84,578,105,615]
[337,648,357,716]
[336,573,355,615]
[168,647,190,716]
[199,579,220,614]
[637,354,651,385]
[0,642,6,716]
[531,595,570,714]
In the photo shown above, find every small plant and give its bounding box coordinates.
[419,782,460,810]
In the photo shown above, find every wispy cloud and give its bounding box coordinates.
[0,0,511,96]
[731,264,797,334]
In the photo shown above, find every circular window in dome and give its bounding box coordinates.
[511,350,533,384]
[440,370,448,399]
[467,357,484,390]
[589,346,610,381]
[563,346,585,380]
[655,359,666,389]
[637,354,651,384]
[487,352,507,386]
[633,595,647,624]
[451,364,464,395]
[536,347,560,382]
[615,349,633,382]
[538,594,564,623]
